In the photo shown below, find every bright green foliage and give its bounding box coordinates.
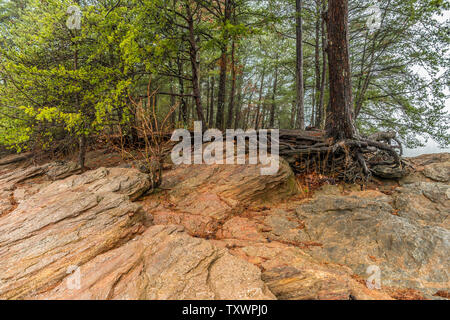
[0,0,171,152]
[0,0,448,154]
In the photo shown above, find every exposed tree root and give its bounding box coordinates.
[368,131,403,156]
[107,128,410,184]
[280,131,411,184]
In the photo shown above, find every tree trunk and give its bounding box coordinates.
[206,76,210,124]
[129,111,139,144]
[186,6,206,126]
[269,64,278,128]
[317,0,327,129]
[243,108,249,130]
[295,0,305,130]
[261,96,268,128]
[169,81,176,127]
[255,65,266,129]
[208,75,215,128]
[325,0,355,140]
[244,86,255,130]
[176,55,188,124]
[234,72,244,130]
[290,100,296,128]
[313,0,321,127]
[216,48,227,130]
[226,39,236,129]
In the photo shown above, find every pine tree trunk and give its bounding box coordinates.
[208,75,215,128]
[290,100,296,128]
[261,97,268,128]
[325,0,355,140]
[269,64,278,128]
[216,48,227,130]
[226,40,236,129]
[255,65,265,129]
[186,6,206,127]
[215,1,232,130]
[295,0,305,130]
[176,55,188,124]
[206,76,210,124]
[313,0,321,127]
[234,72,244,130]
[244,87,254,130]
[169,82,176,127]
[317,0,327,129]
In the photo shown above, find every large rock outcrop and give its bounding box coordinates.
[34,225,274,300]
[144,157,298,238]
[141,153,449,299]
[142,160,394,300]
[0,161,275,300]
[0,167,151,299]
[0,151,448,300]
[393,182,449,228]
[288,153,450,298]
[295,191,449,297]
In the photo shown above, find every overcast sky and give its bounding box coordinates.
[404,140,450,157]
[403,10,449,157]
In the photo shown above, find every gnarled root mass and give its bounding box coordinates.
[108,128,410,184]
[278,130,411,183]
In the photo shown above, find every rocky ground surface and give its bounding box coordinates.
[0,149,448,300]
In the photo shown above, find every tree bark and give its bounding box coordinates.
[215,0,232,130]
[186,4,206,126]
[254,65,266,129]
[208,75,215,128]
[176,54,188,124]
[169,81,176,127]
[226,39,236,128]
[313,0,321,127]
[234,71,244,130]
[206,76,210,124]
[325,0,356,140]
[290,100,296,129]
[269,63,278,128]
[261,94,268,128]
[244,85,255,130]
[295,0,305,130]
[216,49,227,130]
[317,0,327,129]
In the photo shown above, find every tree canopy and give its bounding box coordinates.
[0,0,448,157]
